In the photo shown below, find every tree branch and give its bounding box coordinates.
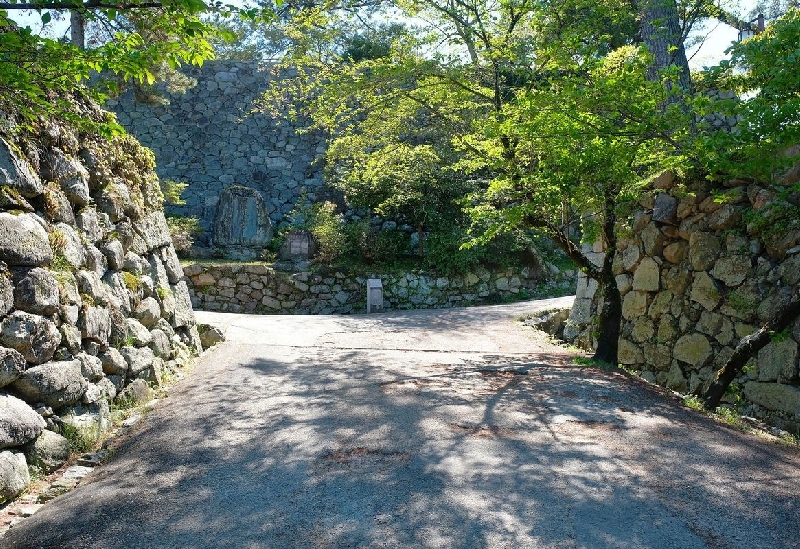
[0,0,166,9]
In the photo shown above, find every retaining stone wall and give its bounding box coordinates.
[566,173,800,434]
[105,61,328,245]
[184,263,575,315]
[0,103,201,503]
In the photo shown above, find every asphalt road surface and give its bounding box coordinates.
[3,297,800,549]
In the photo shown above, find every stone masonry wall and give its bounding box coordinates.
[184,263,575,315]
[566,172,800,434]
[0,103,201,503]
[105,61,328,246]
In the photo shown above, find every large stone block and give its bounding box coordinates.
[622,291,648,320]
[0,311,61,365]
[690,272,721,311]
[11,360,87,409]
[0,213,52,267]
[134,211,173,251]
[688,232,721,271]
[673,333,712,368]
[632,257,660,292]
[0,393,45,448]
[23,429,70,473]
[0,347,26,388]
[744,382,800,416]
[0,137,42,197]
[757,338,798,383]
[712,255,750,287]
[0,450,29,503]
[213,185,272,259]
[41,149,91,207]
[13,267,60,316]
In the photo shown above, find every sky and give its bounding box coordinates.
[8,0,760,69]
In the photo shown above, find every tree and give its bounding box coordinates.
[696,8,800,408]
[0,0,270,129]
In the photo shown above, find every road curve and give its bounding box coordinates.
[3,297,799,549]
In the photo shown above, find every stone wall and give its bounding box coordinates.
[184,263,575,315]
[0,103,201,503]
[566,172,800,433]
[105,61,328,246]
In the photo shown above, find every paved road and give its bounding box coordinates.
[3,297,800,549]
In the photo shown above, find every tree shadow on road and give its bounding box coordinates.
[4,347,800,549]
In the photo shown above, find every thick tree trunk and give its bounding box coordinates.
[703,294,800,410]
[70,10,86,50]
[591,195,620,365]
[639,0,691,92]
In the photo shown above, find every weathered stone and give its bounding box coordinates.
[0,394,45,448]
[647,291,673,320]
[643,343,672,371]
[663,267,692,294]
[213,185,273,260]
[123,251,150,275]
[11,360,87,409]
[54,222,86,269]
[665,363,688,393]
[160,246,184,284]
[652,193,678,225]
[148,253,171,291]
[744,382,800,416]
[0,213,52,267]
[78,306,111,345]
[651,170,675,190]
[696,310,723,337]
[0,311,61,365]
[688,232,721,271]
[115,379,153,407]
[617,339,643,365]
[777,253,800,287]
[14,267,60,316]
[663,241,688,264]
[96,180,134,222]
[100,347,128,376]
[55,272,80,305]
[22,429,70,473]
[100,240,125,271]
[707,204,741,231]
[0,347,26,388]
[621,245,642,271]
[75,208,104,244]
[75,352,104,382]
[640,223,665,256]
[0,450,30,503]
[134,297,161,329]
[60,324,82,352]
[126,318,153,347]
[656,315,678,344]
[757,338,798,383]
[171,281,195,328]
[0,137,42,197]
[0,266,12,318]
[622,291,648,320]
[75,270,110,305]
[41,149,91,207]
[134,210,173,251]
[40,187,75,224]
[673,333,712,367]
[630,317,655,343]
[712,256,750,287]
[198,324,225,350]
[632,257,660,292]
[121,345,155,376]
[149,328,172,359]
[615,274,632,296]
[61,401,111,444]
[690,272,721,311]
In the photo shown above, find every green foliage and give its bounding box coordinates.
[160,179,188,206]
[59,421,100,454]
[0,1,274,131]
[696,8,800,184]
[166,215,201,254]
[121,271,142,293]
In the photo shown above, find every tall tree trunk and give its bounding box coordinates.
[703,293,800,410]
[70,10,86,50]
[639,0,691,93]
[591,195,621,365]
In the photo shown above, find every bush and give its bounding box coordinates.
[166,215,201,254]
